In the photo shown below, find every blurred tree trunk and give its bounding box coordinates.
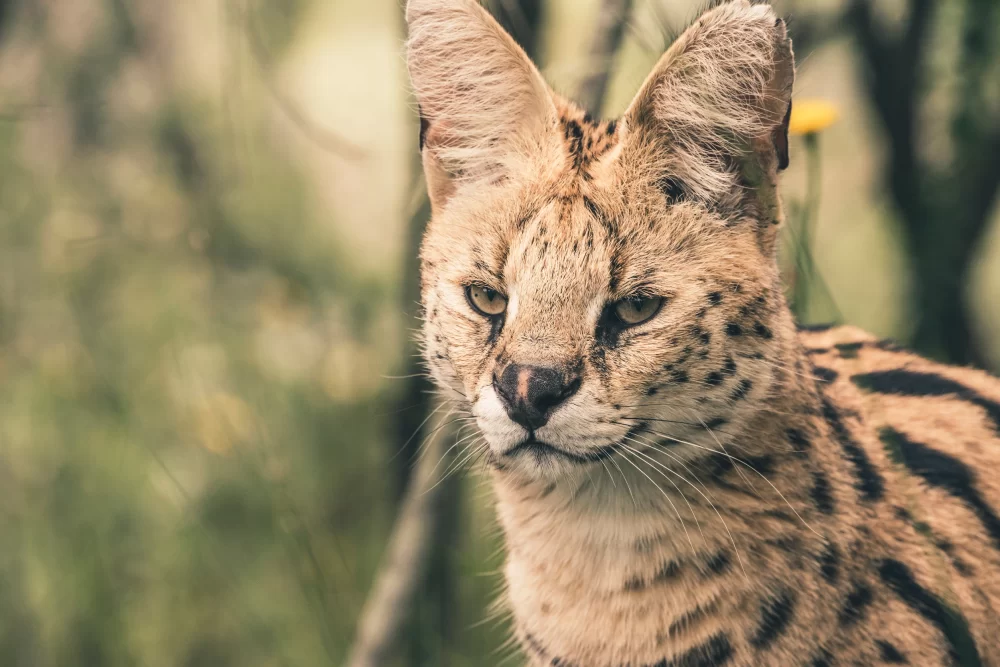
[846,0,1000,368]
[490,0,544,60]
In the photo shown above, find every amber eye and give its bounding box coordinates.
[613,296,664,325]
[466,285,508,317]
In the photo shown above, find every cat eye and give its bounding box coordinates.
[466,285,508,317]
[613,296,664,326]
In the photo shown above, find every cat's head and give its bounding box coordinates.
[409,0,796,480]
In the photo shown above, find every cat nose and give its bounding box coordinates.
[493,364,581,431]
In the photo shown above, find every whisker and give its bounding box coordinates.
[615,452,696,554]
[637,426,822,539]
[622,439,748,582]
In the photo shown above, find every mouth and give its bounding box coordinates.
[504,424,646,465]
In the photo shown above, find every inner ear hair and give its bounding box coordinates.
[620,1,796,204]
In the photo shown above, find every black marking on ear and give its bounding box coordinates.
[810,472,834,514]
[853,369,1000,435]
[418,108,430,150]
[838,581,874,626]
[774,101,791,171]
[750,590,796,649]
[818,542,839,583]
[821,397,884,501]
[876,640,909,664]
[564,118,585,170]
[878,559,983,666]
[813,366,838,383]
[878,426,1000,549]
[659,176,687,204]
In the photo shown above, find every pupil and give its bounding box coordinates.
[484,288,496,301]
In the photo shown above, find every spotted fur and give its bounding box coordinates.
[407,1,1000,664]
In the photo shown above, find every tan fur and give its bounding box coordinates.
[407,1,1000,664]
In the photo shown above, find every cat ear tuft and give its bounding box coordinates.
[620,1,795,203]
[406,0,557,212]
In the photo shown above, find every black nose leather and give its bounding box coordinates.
[493,364,581,430]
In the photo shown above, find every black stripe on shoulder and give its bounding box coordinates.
[878,427,1000,550]
[750,590,796,649]
[821,397,884,501]
[813,366,839,383]
[875,639,908,663]
[878,559,982,666]
[852,369,1000,435]
[657,633,733,667]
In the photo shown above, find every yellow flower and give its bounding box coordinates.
[788,99,839,136]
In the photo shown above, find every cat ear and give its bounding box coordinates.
[406,0,558,212]
[619,1,794,205]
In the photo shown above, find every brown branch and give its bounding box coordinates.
[575,0,634,116]
[244,6,365,160]
[343,406,455,667]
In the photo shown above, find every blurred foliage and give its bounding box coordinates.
[0,1,996,666]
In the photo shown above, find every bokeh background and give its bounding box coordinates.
[0,0,997,665]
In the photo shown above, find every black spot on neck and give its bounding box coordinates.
[704,550,731,576]
[810,471,835,514]
[838,581,874,626]
[730,379,753,401]
[749,590,796,649]
[818,542,839,583]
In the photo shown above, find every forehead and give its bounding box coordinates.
[425,101,740,294]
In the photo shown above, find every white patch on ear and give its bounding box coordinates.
[620,0,795,202]
[406,0,558,210]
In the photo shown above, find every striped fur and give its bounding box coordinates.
[407,1,1000,664]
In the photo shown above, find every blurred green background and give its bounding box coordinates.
[0,0,997,665]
